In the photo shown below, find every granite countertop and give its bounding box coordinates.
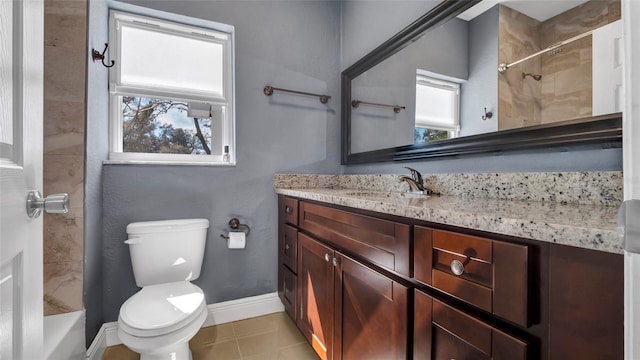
[274,174,622,254]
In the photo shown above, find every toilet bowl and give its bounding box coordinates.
[117,219,210,360]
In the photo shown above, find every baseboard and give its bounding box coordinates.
[202,292,284,327]
[85,322,118,360]
[86,292,284,359]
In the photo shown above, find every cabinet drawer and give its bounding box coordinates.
[414,226,530,327]
[414,290,528,360]
[279,224,298,272]
[299,201,411,276]
[279,196,299,226]
[278,264,297,321]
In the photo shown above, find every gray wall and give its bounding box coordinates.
[340,0,442,69]
[85,0,341,342]
[460,6,499,137]
[84,0,109,345]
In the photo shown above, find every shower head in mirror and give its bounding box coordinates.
[522,72,542,81]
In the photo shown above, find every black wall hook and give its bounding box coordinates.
[91,43,115,68]
[482,107,493,121]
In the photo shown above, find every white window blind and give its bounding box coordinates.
[415,75,460,131]
[110,11,231,103]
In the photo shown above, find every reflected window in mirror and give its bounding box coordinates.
[414,74,460,144]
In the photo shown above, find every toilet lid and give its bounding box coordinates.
[119,281,206,337]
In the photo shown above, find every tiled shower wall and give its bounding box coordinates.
[43,0,86,315]
[498,0,620,130]
[539,0,620,123]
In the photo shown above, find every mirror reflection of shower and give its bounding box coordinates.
[522,72,542,81]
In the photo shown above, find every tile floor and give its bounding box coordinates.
[101,312,319,360]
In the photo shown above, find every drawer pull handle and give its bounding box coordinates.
[284,205,293,214]
[451,259,465,276]
[324,253,331,262]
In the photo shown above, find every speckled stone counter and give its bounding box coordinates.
[274,172,623,254]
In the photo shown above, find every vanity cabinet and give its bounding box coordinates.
[297,231,409,360]
[276,195,623,360]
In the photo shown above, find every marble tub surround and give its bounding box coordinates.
[274,171,623,253]
[43,0,86,316]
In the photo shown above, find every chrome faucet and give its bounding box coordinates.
[398,167,425,193]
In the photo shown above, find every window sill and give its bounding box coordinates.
[103,159,236,166]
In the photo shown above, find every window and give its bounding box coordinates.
[414,74,460,144]
[108,11,234,164]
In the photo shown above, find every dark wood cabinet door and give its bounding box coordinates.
[333,254,408,360]
[414,290,528,360]
[549,244,623,359]
[297,233,335,360]
[278,264,297,321]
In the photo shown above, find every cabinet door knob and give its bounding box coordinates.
[451,259,465,276]
[324,253,331,262]
[284,205,293,214]
[332,257,340,267]
[285,243,291,251]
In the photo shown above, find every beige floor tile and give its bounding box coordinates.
[242,343,320,360]
[190,323,236,347]
[102,312,314,360]
[272,319,307,348]
[232,312,289,337]
[191,339,241,360]
[277,343,320,360]
[237,331,280,357]
[101,344,139,360]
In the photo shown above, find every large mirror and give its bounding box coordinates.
[342,0,622,164]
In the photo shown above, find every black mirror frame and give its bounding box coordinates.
[341,0,623,165]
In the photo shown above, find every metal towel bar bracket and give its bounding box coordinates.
[264,85,331,104]
[351,99,405,113]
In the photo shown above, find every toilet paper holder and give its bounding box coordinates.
[220,218,250,239]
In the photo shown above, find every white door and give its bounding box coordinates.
[622,0,640,358]
[0,0,44,359]
[592,19,623,116]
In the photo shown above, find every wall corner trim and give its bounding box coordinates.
[86,292,284,359]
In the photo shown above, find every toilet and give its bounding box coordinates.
[117,218,210,360]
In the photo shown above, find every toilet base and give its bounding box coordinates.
[118,305,207,360]
[137,343,191,360]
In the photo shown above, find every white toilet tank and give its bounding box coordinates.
[125,218,209,287]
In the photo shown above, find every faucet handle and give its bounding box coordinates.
[404,167,424,185]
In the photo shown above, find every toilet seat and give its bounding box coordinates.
[119,281,206,338]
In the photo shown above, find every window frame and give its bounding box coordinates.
[107,10,235,165]
[414,74,461,138]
